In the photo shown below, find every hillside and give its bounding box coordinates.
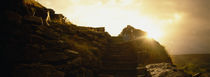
[0,0,189,77]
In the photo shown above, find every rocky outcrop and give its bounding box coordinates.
[100,27,172,76]
[145,63,191,77]
[119,25,146,41]
[1,0,183,77]
[136,63,193,77]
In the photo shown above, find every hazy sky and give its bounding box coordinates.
[37,0,210,55]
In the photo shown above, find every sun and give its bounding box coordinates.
[146,33,153,39]
[145,29,163,41]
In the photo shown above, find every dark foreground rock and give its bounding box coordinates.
[13,64,64,77]
[1,0,180,77]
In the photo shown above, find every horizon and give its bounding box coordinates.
[37,0,210,55]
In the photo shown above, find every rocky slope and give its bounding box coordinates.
[0,0,181,77]
[145,63,192,77]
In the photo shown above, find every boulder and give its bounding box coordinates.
[23,15,43,25]
[145,63,191,77]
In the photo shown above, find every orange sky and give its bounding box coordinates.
[37,0,210,55]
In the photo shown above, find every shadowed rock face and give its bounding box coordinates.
[1,0,174,77]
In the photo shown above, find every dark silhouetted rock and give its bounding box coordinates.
[1,0,109,76]
[13,64,64,77]
[4,10,22,24]
[23,15,43,25]
[1,0,180,77]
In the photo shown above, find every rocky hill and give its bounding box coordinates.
[0,0,190,77]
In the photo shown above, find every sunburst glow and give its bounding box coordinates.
[145,28,163,41]
[36,0,210,55]
[37,0,182,42]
